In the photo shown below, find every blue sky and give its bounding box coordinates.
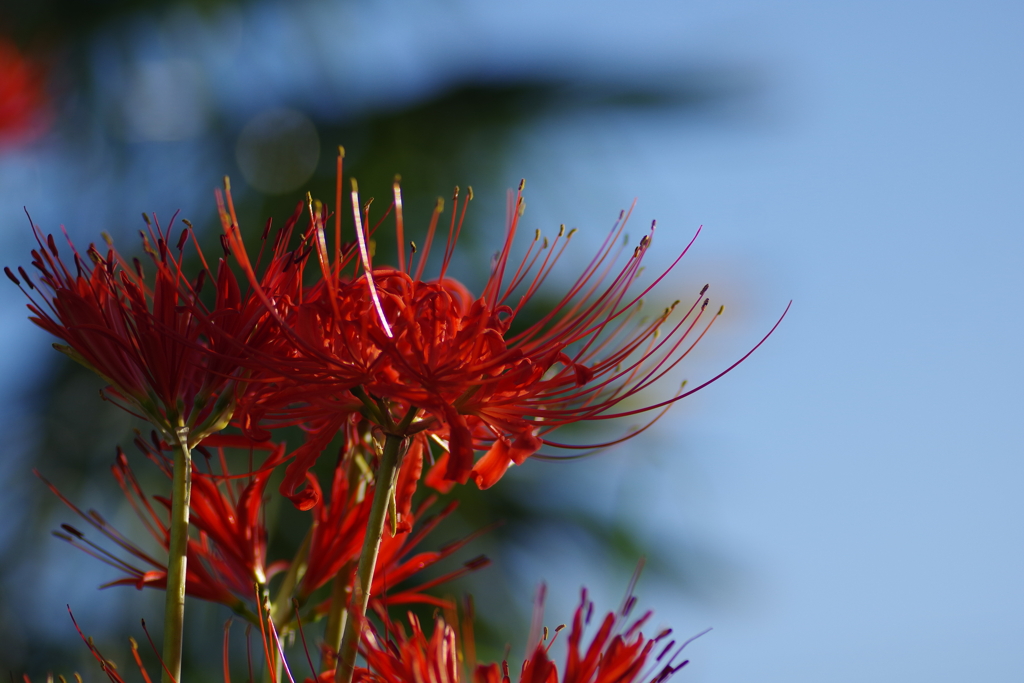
[493,2,1024,681]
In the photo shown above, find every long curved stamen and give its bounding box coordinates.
[438,186,473,282]
[596,301,792,420]
[350,178,393,338]
[413,197,445,282]
[310,194,342,331]
[484,180,526,307]
[334,147,345,280]
[393,177,406,273]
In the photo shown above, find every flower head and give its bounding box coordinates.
[8,205,298,443]
[302,574,696,683]
[222,154,787,506]
[41,433,284,611]
[299,431,489,607]
[42,431,486,624]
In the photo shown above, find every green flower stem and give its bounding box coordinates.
[321,563,351,672]
[333,433,404,683]
[163,427,193,683]
[269,526,312,629]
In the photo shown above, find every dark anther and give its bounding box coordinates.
[18,267,34,289]
[466,555,491,570]
[624,595,637,615]
[296,244,314,265]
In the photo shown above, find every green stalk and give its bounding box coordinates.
[321,564,351,672]
[333,433,404,683]
[269,526,312,628]
[163,427,193,683]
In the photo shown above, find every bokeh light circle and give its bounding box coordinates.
[235,107,320,195]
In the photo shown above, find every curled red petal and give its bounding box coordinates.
[423,451,455,494]
[507,429,542,466]
[470,440,513,490]
[442,405,474,484]
[277,415,344,510]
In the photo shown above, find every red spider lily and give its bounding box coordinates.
[63,609,170,683]
[304,494,490,616]
[298,429,454,595]
[41,433,286,612]
[471,580,686,683]
[298,610,466,683]
[353,612,462,683]
[40,430,486,621]
[221,158,788,505]
[297,429,490,610]
[6,206,299,441]
[0,38,51,147]
[303,574,695,683]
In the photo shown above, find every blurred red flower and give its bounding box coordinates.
[0,38,51,147]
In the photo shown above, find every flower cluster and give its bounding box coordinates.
[350,582,699,683]
[219,172,784,510]
[13,152,785,681]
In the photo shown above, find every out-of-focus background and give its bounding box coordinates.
[1,0,1022,680]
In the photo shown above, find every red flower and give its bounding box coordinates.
[63,609,156,683]
[8,198,300,442]
[304,579,695,683]
[299,429,490,610]
[355,612,462,683]
[222,163,787,505]
[0,38,51,147]
[474,584,695,683]
[41,430,486,621]
[41,433,285,611]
